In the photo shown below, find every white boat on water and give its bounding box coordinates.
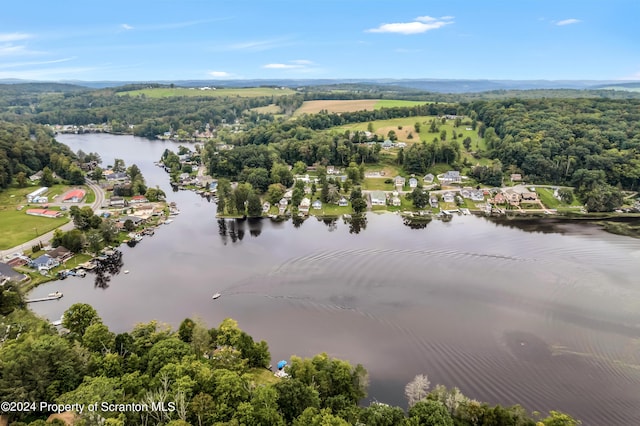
[212,293,221,300]
[164,219,174,224]
[48,291,63,299]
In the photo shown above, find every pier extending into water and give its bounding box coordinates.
[25,293,63,303]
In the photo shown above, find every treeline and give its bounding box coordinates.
[0,305,580,426]
[0,121,81,190]
[0,89,277,137]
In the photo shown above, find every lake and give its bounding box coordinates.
[30,133,640,425]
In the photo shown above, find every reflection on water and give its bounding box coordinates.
[44,133,640,426]
[402,217,431,229]
[93,250,124,289]
[343,214,367,234]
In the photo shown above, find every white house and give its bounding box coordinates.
[312,200,322,210]
[423,173,435,183]
[440,171,462,184]
[370,191,386,206]
[338,197,348,207]
[299,197,311,213]
[394,176,406,187]
[409,178,418,188]
[443,192,455,203]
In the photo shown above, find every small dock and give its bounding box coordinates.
[26,293,63,303]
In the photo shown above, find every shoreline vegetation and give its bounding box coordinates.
[0,301,582,426]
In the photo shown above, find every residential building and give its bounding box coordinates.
[521,191,538,201]
[423,173,435,184]
[429,196,439,208]
[299,197,311,213]
[409,178,418,188]
[443,192,455,203]
[338,197,349,207]
[46,246,73,263]
[27,187,48,202]
[26,209,61,218]
[129,195,148,204]
[29,254,59,271]
[394,176,406,187]
[511,173,522,182]
[370,191,387,206]
[440,171,462,184]
[312,200,322,210]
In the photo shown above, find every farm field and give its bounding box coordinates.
[0,209,69,249]
[118,87,295,98]
[293,99,430,116]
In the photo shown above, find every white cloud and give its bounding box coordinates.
[556,19,580,26]
[263,63,302,69]
[291,59,313,65]
[121,24,134,30]
[0,57,76,69]
[367,16,454,35]
[0,33,32,42]
[209,71,231,77]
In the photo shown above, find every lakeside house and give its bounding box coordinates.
[312,200,322,210]
[370,191,386,206]
[394,176,406,188]
[443,192,455,203]
[503,189,521,205]
[493,193,506,204]
[429,196,439,208]
[129,195,148,204]
[521,191,538,201]
[299,197,311,214]
[391,194,401,206]
[29,254,59,272]
[409,178,418,188]
[338,197,349,207]
[45,246,73,264]
[423,173,435,184]
[262,202,271,213]
[109,197,126,207]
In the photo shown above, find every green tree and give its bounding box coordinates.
[40,166,55,186]
[360,402,406,426]
[124,219,136,232]
[82,322,116,353]
[410,188,429,209]
[275,379,321,423]
[408,400,453,426]
[113,158,126,173]
[16,171,27,187]
[63,303,102,338]
[414,122,421,133]
[247,191,263,217]
[557,188,574,204]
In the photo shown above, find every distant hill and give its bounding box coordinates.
[2,77,640,94]
[0,81,91,93]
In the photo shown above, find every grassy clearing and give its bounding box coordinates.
[362,178,395,191]
[333,115,483,148]
[0,209,69,249]
[247,368,281,385]
[374,100,431,109]
[84,187,96,204]
[0,184,70,207]
[118,87,295,98]
[308,199,352,216]
[249,104,282,114]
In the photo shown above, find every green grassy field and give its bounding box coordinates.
[362,177,395,191]
[0,184,70,207]
[118,87,295,98]
[374,100,431,109]
[308,199,352,216]
[0,209,70,249]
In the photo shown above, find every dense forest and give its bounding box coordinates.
[0,122,84,190]
[0,298,580,426]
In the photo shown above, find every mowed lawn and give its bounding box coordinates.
[118,87,295,98]
[0,209,69,249]
[294,99,431,116]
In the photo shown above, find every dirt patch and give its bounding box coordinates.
[377,125,420,142]
[294,100,379,115]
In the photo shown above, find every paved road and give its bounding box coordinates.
[0,180,105,260]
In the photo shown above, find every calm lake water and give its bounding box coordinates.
[30,134,640,425]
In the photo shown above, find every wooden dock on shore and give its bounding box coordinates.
[26,293,63,303]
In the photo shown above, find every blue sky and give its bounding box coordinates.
[1,0,639,81]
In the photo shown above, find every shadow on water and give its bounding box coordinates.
[247,217,262,237]
[93,250,124,289]
[317,217,338,232]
